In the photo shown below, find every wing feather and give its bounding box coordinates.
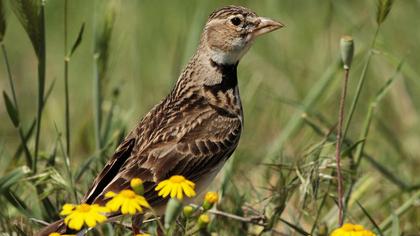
[82,94,242,208]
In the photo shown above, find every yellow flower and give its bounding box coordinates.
[330,223,376,236]
[198,214,210,229]
[131,178,143,187]
[204,192,218,204]
[135,234,151,236]
[105,189,150,215]
[155,175,196,200]
[60,203,109,230]
[183,205,194,217]
[131,178,144,195]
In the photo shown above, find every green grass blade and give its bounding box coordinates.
[379,191,420,231]
[69,23,85,57]
[3,190,33,217]
[2,91,20,127]
[376,0,394,25]
[265,60,340,162]
[0,0,5,42]
[0,166,30,193]
[391,214,400,236]
[356,201,384,236]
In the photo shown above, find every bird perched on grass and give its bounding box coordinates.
[38,5,283,235]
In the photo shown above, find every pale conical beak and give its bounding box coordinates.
[251,17,284,38]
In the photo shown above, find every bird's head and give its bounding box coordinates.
[201,5,284,65]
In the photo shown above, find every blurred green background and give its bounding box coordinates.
[1,0,420,235]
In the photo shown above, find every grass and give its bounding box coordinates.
[1,0,420,235]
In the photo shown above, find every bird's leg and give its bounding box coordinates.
[131,214,144,235]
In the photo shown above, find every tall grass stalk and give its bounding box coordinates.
[335,67,349,226]
[93,0,102,154]
[92,0,117,155]
[343,0,394,139]
[63,0,70,157]
[33,0,47,173]
[335,36,354,226]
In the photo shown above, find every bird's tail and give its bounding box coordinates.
[35,219,69,236]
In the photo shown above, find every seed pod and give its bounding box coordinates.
[340,36,354,70]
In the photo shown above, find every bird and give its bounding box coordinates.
[37,5,283,235]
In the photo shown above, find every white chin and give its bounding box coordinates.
[210,46,250,65]
[211,51,240,65]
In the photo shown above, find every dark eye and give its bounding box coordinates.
[230,17,242,26]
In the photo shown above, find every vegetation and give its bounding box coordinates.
[1,0,419,235]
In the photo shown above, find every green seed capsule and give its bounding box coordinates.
[340,36,354,70]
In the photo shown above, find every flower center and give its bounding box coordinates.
[121,189,136,198]
[78,204,92,212]
[169,175,185,183]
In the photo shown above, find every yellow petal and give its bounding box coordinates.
[105,191,117,198]
[95,213,108,223]
[121,201,130,214]
[60,204,75,216]
[181,182,195,197]
[160,185,172,198]
[170,184,177,198]
[85,216,97,228]
[138,196,150,207]
[155,180,169,191]
[185,179,195,188]
[177,184,183,200]
[128,202,137,215]
[68,216,84,230]
[106,198,121,212]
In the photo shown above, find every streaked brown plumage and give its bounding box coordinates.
[37,5,282,235]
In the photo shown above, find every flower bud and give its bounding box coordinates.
[202,192,218,210]
[183,205,194,217]
[197,214,210,229]
[130,178,144,195]
[317,222,328,236]
[164,198,183,229]
[340,36,354,70]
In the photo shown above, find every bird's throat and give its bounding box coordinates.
[203,59,238,95]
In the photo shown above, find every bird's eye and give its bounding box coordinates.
[230,17,242,26]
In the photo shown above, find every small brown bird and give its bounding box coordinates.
[38,5,283,235]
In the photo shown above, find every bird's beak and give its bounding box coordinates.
[251,17,284,38]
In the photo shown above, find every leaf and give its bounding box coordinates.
[279,218,310,236]
[69,22,85,57]
[2,189,33,217]
[391,214,400,236]
[373,59,404,104]
[3,91,20,127]
[376,0,394,25]
[0,166,30,193]
[341,139,365,157]
[0,0,6,42]
[9,0,44,59]
[357,201,384,236]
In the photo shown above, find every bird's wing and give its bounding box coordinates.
[83,95,242,206]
